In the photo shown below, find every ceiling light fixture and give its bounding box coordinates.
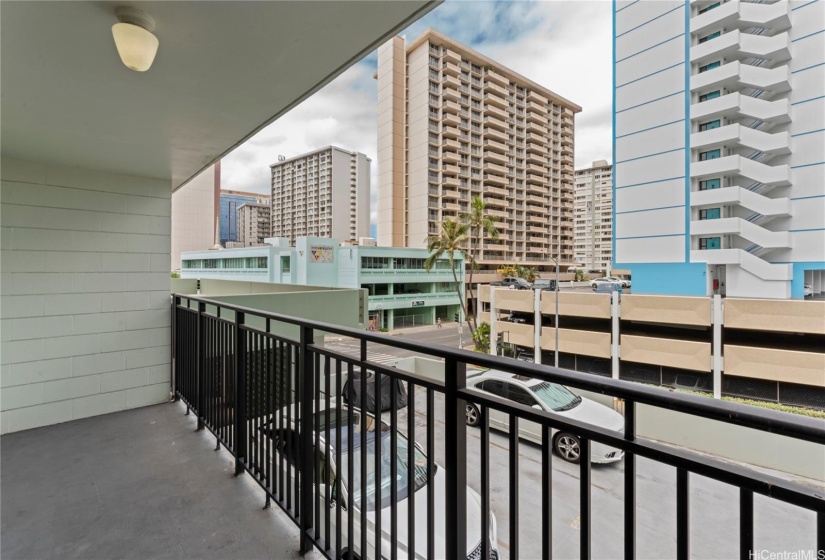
[111,6,159,72]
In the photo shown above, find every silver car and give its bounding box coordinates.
[465,370,625,464]
[254,401,499,559]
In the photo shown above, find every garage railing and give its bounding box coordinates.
[172,293,824,560]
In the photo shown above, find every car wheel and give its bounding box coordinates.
[465,403,481,427]
[591,283,597,289]
[554,433,582,463]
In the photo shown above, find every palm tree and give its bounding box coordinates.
[425,218,474,336]
[460,196,499,330]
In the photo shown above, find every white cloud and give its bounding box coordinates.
[221,0,614,229]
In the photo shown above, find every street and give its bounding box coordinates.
[322,325,820,559]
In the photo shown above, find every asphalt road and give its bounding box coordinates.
[322,325,819,559]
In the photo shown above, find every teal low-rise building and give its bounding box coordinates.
[181,237,465,330]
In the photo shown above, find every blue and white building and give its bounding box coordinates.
[181,237,465,330]
[613,0,824,299]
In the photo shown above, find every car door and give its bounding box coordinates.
[477,379,508,430]
[503,382,543,443]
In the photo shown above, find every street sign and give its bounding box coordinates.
[411,300,425,307]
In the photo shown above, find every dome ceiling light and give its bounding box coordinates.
[111,6,158,72]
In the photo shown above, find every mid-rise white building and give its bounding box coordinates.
[613,0,824,299]
[236,202,270,247]
[574,160,613,271]
[270,146,370,245]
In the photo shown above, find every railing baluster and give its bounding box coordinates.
[390,371,398,560]
[324,353,331,551]
[444,357,467,560]
[234,311,246,477]
[346,359,355,558]
[481,405,491,560]
[335,357,342,559]
[407,381,416,560]
[196,302,205,430]
[314,352,321,542]
[510,415,519,560]
[426,387,435,560]
[374,368,382,560]
[360,361,368,559]
[625,400,636,560]
[677,468,689,560]
[542,423,552,560]
[298,325,315,553]
[580,437,591,560]
[740,489,753,560]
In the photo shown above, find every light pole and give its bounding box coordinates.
[548,254,560,368]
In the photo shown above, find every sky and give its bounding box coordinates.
[221,0,613,237]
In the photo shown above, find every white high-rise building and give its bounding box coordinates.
[613,0,824,299]
[270,146,370,245]
[574,160,613,271]
[236,202,271,247]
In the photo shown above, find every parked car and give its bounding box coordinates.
[531,278,557,291]
[465,370,624,464]
[591,278,622,290]
[505,312,532,324]
[604,276,631,288]
[804,284,813,298]
[253,401,499,559]
[490,277,531,290]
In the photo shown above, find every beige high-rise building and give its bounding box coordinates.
[171,162,220,271]
[270,146,370,245]
[236,202,271,247]
[376,29,581,268]
[574,160,613,272]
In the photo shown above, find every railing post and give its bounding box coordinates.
[712,294,723,399]
[444,356,467,559]
[298,325,315,553]
[171,295,179,401]
[196,301,206,430]
[234,311,246,476]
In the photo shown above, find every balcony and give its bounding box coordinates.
[483,127,507,142]
[485,69,508,87]
[526,100,547,115]
[483,115,508,131]
[690,30,791,66]
[483,161,508,175]
[691,93,791,125]
[483,173,507,186]
[484,150,508,165]
[691,0,791,36]
[483,92,508,109]
[442,125,461,139]
[443,61,461,77]
[691,62,791,95]
[691,124,790,156]
[691,155,790,187]
[690,186,791,217]
[483,138,508,154]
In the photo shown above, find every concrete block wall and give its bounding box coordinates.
[1,157,172,433]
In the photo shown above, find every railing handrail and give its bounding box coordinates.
[174,293,824,446]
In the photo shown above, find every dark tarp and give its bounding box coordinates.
[343,369,408,412]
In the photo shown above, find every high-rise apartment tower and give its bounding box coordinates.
[236,202,271,247]
[376,30,581,268]
[270,146,370,245]
[574,160,614,272]
[613,0,824,299]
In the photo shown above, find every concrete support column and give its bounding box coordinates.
[713,294,723,399]
[534,289,542,365]
[611,292,620,379]
[489,288,497,357]
[476,283,482,327]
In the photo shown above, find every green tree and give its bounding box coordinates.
[515,265,540,283]
[425,218,474,335]
[472,322,491,353]
[460,196,499,331]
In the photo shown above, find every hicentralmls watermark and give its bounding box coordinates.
[750,551,825,560]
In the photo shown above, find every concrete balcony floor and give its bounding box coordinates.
[1,401,321,560]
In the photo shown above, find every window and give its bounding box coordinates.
[699,208,721,220]
[699,120,721,131]
[699,31,721,43]
[699,90,721,102]
[506,384,538,407]
[479,380,507,397]
[700,178,721,190]
[698,2,721,14]
[281,256,290,272]
[699,149,721,161]
[699,237,721,250]
[699,61,721,73]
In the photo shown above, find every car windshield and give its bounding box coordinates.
[317,407,429,512]
[530,382,581,411]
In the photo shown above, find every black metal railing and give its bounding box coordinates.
[173,294,825,560]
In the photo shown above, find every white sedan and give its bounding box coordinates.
[253,401,499,559]
[465,370,625,464]
[804,284,813,298]
[591,277,622,290]
[605,276,631,288]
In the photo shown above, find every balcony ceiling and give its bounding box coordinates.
[0,1,438,190]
